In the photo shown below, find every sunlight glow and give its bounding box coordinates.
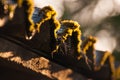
[34,0,64,19]
[95,30,116,52]
[0,18,7,27]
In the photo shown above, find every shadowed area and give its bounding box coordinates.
[0,58,52,80]
[0,37,87,80]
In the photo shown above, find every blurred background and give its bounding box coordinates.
[34,0,120,61]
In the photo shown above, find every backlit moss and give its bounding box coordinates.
[17,0,35,39]
[17,0,23,7]
[36,6,58,32]
[52,20,82,59]
[61,20,81,53]
[35,6,60,55]
[115,66,120,79]
[81,36,97,68]
[100,51,111,66]
[23,0,35,35]
[82,36,96,55]
[95,51,111,71]
[108,55,115,79]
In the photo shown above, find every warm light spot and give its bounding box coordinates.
[0,18,7,27]
[0,52,14,58]
[34,0,64,19]
[10,56,22,63]
[95,30,116,52]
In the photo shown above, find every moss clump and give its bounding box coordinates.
[61,20,81,58]
[37,6,60,39]
[52,20,82,59]
[81,36,97,69]
[20,0,35,39]
[36,6,58,32]
[1,0,35,39]
[82,36,96,54]
[94,51,111,71]
[81,36,96,62]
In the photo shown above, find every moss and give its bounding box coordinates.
[61,20,81,53]
[1,0,35,39]
[81,36,97,69]
[115,66,120,79]
[0,0,36,38]
[53,19,60,39]
[35,6,61,55]
[1,0,17,19]
[17,0,35,39]
[95,51,111,71]
[82,36,96,55]
[36,6,58,32]
[108,55,115,79]
[17,0,23,7]
[23,0,35,35]
[100,51,111,66]
[8,5,17,19]
[53,20,82,59]
[51,19,61,56]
